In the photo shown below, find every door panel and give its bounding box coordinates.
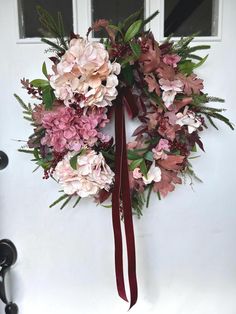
[0,1,236,313]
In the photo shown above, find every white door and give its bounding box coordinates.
[0,1,236,314]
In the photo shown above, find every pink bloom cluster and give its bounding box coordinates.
[50,38,121,107]
[41,106,110,152]
[54,150,114,197]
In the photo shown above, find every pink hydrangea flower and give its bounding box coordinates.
[50,38,120,108]
[163,54,181,68]
[54,150,114,197]
[41,106,110,152]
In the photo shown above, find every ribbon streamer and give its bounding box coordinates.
[112,91,138,309]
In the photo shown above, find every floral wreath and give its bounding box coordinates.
[15,7,233,308]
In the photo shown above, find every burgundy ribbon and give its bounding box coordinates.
[112,89,138,309]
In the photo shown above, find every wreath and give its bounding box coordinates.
[15,7,233,308]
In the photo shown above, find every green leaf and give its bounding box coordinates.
[124,19,142,42]
[109,24,123,35]
[30,79,49,88]
[193,54,208,69]
[206,115,219,130]
[191,144,197,152]
[122,64,134,85]
[140,160,148,177]
[188,45,210,53]
[127,150,143,160]
[42,62,48,78]
[60,195,73,210]
[129,158,143,171]
[187,54,203,61]
[73,196,81,208]
[49,194,69,208]
[102,204,112,208]
[41,38,65,53]
[18,149,35,154]
[144,151,154,162]
[102,151,115,161]
[146,183,153,208]
[122,8,143,32]
[129,43,141,58]
[42,85,55,110]
[178,60,195,75]
[142,10,159,27]
[70,154,79,170]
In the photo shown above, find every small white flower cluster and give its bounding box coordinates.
[176,106,202,133]
[133,162,161,185]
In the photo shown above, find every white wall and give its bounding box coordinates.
[0,1,236,313]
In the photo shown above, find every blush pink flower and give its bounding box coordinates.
[159,78,183,108]
[54,150,114,197]
[163,54,181,68]
[50,38,120,108]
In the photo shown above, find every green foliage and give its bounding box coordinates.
[132,191,145,218]
[42,85,55,110]
[69,149,86,170]
[37,5,68,53]
[42,62,48,78]
[30,79,49,88]
[142,10,159,27]
[190,94,234,130]
[121,64,134,84]
[129,42,141,58]
[124,20,142,42]
[14,94,33,123]
[178,55,208,75]
[129,158,143,170]
[69,154,79,170]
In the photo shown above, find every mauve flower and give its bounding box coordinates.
[54,150,114,197]
[163,54,181,68]
[152,139,170,160]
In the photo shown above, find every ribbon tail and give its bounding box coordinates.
[121,111,138,309]
[112,99,128,302]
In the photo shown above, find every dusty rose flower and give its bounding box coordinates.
[54,150,114,197]
[163,54,181,68]
[152,139,170,160]
[41,106,110,152]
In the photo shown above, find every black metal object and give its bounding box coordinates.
[0,151,9,170]
[0,240,18,314]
